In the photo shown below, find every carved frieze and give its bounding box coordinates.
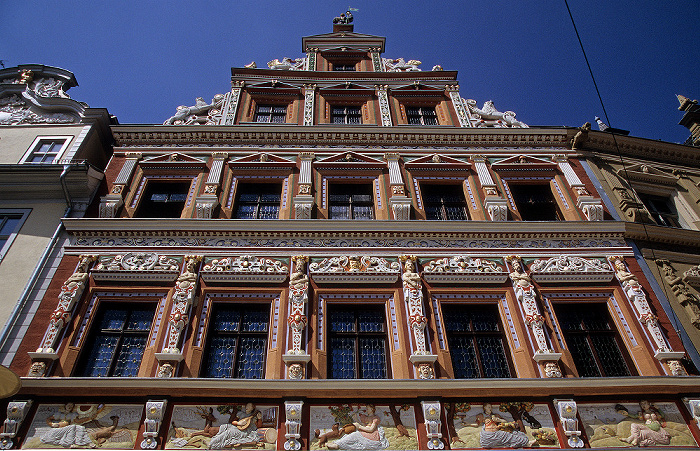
[91,253,181,282]
[200,255,289,283]
[529,255,613,283]
[310,256,400,283]
[423,256,507,284]
[0,95,75,125]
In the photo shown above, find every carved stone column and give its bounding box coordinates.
[608,256,686,373]
[554,399,584,448]
[471,155,508,221]
[283,256,311,379]
[293,153,314,219]
[385,153,411,220]
[0,400,32,449]
[552,155,603,220]
[421,401,445,450]
[221,81,244,125]
[29,255,97,375]
[284,401,303,450]
[446,85,471,127]
[305,48,318,71]
[302,84,316,126]
[99,152,141,217]
[371,48,383,71]
[141,400,167,449]
[505,256,562,377]
[156,255,202,377]
[376,85,393,126]
[195,152,227,218]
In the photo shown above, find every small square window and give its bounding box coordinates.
[331,106,362,124]
[254,105,287,123]
[24,138,68,164]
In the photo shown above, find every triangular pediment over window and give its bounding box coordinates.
[229,153,296,171]
[404,154,470,171]
[139,153,207,169]
[617,164,677,186]
[315,151,385,167]
[490,155,557,170]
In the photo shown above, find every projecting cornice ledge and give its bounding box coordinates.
[625,222,700,249]
[18,376,700,399]
[583,131,700,166]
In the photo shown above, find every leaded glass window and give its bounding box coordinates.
[201,304,269,379]
[136,180,192,218]
[510,183,561,221]
[331,106,362,124]
[442,304,512,378]
[254,105,287,123]
[328,305,388,379]
[422,184,469,220]
[235,183,282,219]
[329,184,374,219]
[554,303,632,377]
[76,304,155,377]
[406,107,438,125]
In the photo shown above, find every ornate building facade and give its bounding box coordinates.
[1,17,699,451]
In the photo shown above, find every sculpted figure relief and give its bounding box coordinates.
[163,95,224,125]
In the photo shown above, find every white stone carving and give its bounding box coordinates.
[657,260,700,330]
[0,95,75,124]
[284,401,303,450]
[485,198,509,221]
[310,256,400,283]
[376,86,393,126]
[163,94,225,125]
[383,58,422,72]
[400,257,429,355]
[98,195,124,218]
[0,401,32,449]
[423,256,507,284]
[268,57,306,70]
[578,198,604,221]
[529,255,614,283]
[464,99,528,128]
[421,401,444,450]
[447,88,471,127]
[194,196,218,219]
[554,399,583,448]
[141,400,167,449]
[303,84,315,126]
[287,256,309,361]
[390,198,411,220]
[687,399,700,427]
[200,256,289,283]
[92,253,181,282]
[161,255,202,358]
[293,196,313,219]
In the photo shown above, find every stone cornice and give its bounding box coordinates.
[111,125,569,148]
[625,222,700,250]
[18,376,700,399]
[583,130,700,167]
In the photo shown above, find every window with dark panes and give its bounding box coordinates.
[554,303,633,377]
[332,64,356,71]
[637,193,682,228]
[511,183,561,220]
[254,105,287,123]
[406,107,438,125]
[27,139,65,163]
[422,184,469,220]
[235,183,282,219]
[442,304,512,378]
[0,213,25,260]
[328,304,388,379]
[331,106,362,124]
[201,303,270,379]
[136,180,192,218]
[76,304,155,377]
[329,184,374,219]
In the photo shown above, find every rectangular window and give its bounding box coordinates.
[331,106,362,124]
[135,180,192,218]
[329,184,374,219]
[235,183,282,219]
[254,105,287,123]
[442,304,512,378]
[76,304,155,377]
[406,107,438,125]
[201,303,269,379]
[25,139,67,164]
[328,304,388,379]
[554,303,632,377]
[332,64,356,71]
[637,193,681,228]
[511,183,561,220]
[422,184,469,220]
[0,210,29,263]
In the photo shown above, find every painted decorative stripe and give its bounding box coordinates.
[226,177,237,209]
[541,296,565,349]
[73,294,98,346]
[413,179,422,209]
[389,297,399,351]
[151,295,167,347]
[552,179,569,209]
[282,179,288,209]
[374,179,382,209]
[317,297,325,350]
[271,297,280,349]
[432,297,445,349]
[465,178,477,210]
[502,181,516,209]
[501,298,520,348]
[196,296,211,347]
[322,178,327,209]
[610,296,638,346]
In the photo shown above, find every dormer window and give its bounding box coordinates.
[254,105,287,123]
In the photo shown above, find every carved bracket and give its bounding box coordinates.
[141,400,167,449]
[554,399,583,448]
[421,401,445,450]
[0,400,32,449]
[284,401,303,450]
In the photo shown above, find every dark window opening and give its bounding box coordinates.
[333,64,357,71]
[254,105,287,123]
[0,214,24,252]
[76,304,155,377]
[637,193,682,228]
[136,180,191,218]
[331,106,362,124]
[328,304,387,379]
[329,184,374,219]
[406,107,438,125]
[235,183,282,219]
[442,304,513,378]
[201,303,269,379]
[422,184,469,220]
[554,303,633,377]
[511,183,561,220]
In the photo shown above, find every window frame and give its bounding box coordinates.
[253,104,288,124]
[326,182,376,220]
[420,182,469,220]
[21,136,72,164]
[233,182,284,219]
[405,106,438,126]
[330,105,363,124]
[0,209,30,263]
[502,178,566,221]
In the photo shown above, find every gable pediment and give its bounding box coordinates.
[404,153,470,171]
[315,151,385,167]
[229,153,296,171]
[139,153,207,170]
[617,164,677,186]
[490,155,557,171]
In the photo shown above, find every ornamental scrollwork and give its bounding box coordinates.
[424,256,503,274]
[94,253,180,271]
[310,255,400,273]
[202,255,288,274]
[530,255,610,273]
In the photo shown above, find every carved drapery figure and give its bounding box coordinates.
[288,256,309,356]
[267,57,306,70]
[465,99,528,128]
[383,58,422,72]
[163,95,225,125]
[656,259,700,329]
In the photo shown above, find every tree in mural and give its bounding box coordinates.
[388,404,412,437]
[445,402,471,443]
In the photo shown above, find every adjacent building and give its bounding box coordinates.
[1,17,699,451]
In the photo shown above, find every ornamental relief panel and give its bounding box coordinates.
[200,256,289,283]
[529,255,614,283]
[422,256,507,284]
[91,253,181,282]
[309,256,400,284]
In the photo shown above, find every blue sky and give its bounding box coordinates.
[3,1,698,144]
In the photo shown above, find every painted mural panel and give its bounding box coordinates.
[578,401,697,448]
[445,402,558,449]
[309,404,418,450]
[165,403,277,450]
[22,403,142,449]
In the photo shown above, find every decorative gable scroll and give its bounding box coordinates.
[422,256,507,284]
[200,256,289,283]
[91,253,181,282]
[529,255,613,283]
[310,256,400,283]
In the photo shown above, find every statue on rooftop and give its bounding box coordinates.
[333,11,353,24]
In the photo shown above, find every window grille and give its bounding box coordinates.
[329,184,374,219]
[235,183,282,219]
[406,107,438,125]
[331,106,362,124]
[422,184,469,220]
[136,180,192,218]
[511,184,561,220]
[254,105,287,123]
[328,305,387,379]
[26,139,65,163]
